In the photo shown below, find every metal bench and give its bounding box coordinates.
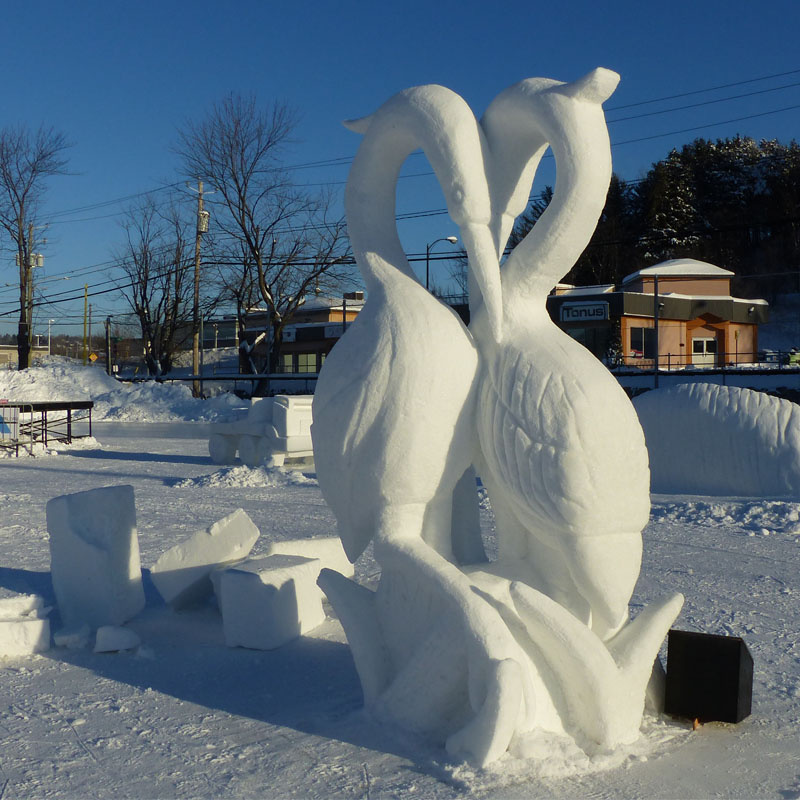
[0,400,94,456]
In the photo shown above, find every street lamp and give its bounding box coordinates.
[425,236,458,291]
[48,319,54,356]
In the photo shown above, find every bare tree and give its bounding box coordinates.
[0,125,71,369]
[175,93,352,380]
[114,195,195,376]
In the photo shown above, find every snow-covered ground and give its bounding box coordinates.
[1,365,799,798]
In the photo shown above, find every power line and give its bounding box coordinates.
[606,67,800,111]
[607,81,800,124]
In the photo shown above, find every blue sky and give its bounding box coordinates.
[1,0,799,337]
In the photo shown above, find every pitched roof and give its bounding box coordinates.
[622,258,734,284]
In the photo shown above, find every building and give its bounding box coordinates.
[547,259,769,369]
[245,291,366,374]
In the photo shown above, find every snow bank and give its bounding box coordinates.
[633,384,800,496]
[0,360,244,423]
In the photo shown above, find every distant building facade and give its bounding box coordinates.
[547,259,769,368]
[244,291,365,374]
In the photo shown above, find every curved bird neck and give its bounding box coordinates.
[502,118,612,318]
[345,130,420,295]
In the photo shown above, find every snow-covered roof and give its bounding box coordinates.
[622,258,734,284]
[659,292,768,305]
[557,284,616,296]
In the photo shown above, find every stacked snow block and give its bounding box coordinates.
[0,593,51,655]
[47,485,145,630]
[219,555,326,650]
[261,536,353,600]
[150,509,260,609]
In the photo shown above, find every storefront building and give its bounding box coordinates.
[547,259,769,368]
[245,291,365,374]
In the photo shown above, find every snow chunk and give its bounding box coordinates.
[0,617,50,655]
[634,384,800,496]
[150,509,260,608]
[54,624,91,649]
[94,625,141,652]
[0,592,51,655]
[174,465,318,489]
[219,555,326,650]
[47,485,145,629]
[0,593,46,619]
[263,537,354,599]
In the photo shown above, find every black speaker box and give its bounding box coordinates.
[664,629,753,723]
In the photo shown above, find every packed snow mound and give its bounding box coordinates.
[0,360,244,422]
[633,384,800,496]
[174,465,318,488]
[651,498,800,536]
[0,359,119,400]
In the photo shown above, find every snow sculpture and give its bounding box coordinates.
[312,70,684,766]
[634,383,800,496]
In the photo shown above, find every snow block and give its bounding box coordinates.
[94,625,142,653]
[0,593,46,619]
[47,485,145,630]
[0,617,50,655]
[150,509,260,609]
[219,555,326,650]
[262,537,354,599]
[54,624,91,650]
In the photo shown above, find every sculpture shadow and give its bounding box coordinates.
[0,566,55,605]
[38,588,443,767]
[63,449,212,467]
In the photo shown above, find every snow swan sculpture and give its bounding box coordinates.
[312,71,683,767]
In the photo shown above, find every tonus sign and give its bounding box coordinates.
[560,301,610,322]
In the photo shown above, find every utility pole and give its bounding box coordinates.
[105,317,112,376]
[653,275,660,389]
[192,179,209,397]
[82,284,88,365]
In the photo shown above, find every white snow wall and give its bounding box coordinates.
[633,383,800,496]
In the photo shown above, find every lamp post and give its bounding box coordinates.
[48,319,54,355]
[425,236,458,291]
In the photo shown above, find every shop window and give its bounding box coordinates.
[565,326,611,360]
[630,327,656,359]
[297,353,317,373]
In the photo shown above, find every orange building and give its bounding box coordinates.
[547,259,768,369]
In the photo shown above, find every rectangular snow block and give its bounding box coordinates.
[665,629,753,723]
[0,617,50,655]
[262,537,354,599]
[219,555,326,650]
[0,593,46,619]
[150,509,260,609]
[47,485,145,630]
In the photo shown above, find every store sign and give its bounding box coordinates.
[324,325,344,339]
[560,301,609,322]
